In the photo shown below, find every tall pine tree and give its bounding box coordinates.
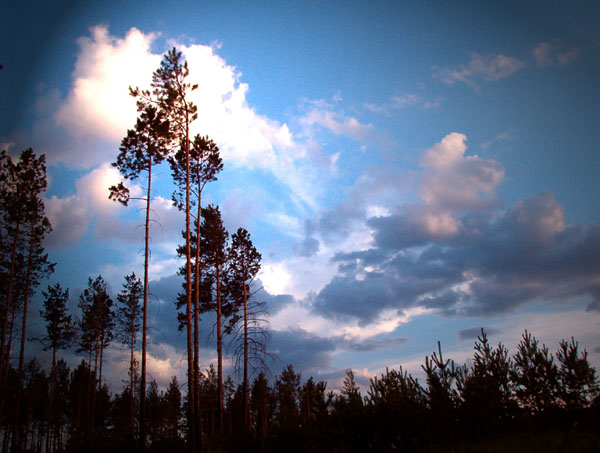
[134,47,199,451]
[226,227,263,430]
[109,103,170,448]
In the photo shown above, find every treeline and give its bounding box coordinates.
[0,330,599,451]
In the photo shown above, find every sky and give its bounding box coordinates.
[2,1,600,392]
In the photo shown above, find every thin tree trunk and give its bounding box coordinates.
[0,223,21,433]
[243,266,249,431]
[0,294,18,436]
[12,220,35,451]
[99,334,105,392]
[184,117,196,452]
[193,189,202,447]
[216,262,223,433]
[46,347,56,453]
[140,157,151,450]
[90,336,99,435]
[130,310,135,437]
[0,222,20,374]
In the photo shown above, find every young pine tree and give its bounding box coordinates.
[39,283,74,453]
[77,275,115,436]
[115,272,143,434]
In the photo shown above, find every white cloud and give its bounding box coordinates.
[420,132,504,212]
[434,52,524,85]
[49,25,329,210]
[55,26,160,142]
[364,93,425,115]
[299,109,374,141]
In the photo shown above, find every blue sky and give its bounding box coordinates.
[2,1,600,391]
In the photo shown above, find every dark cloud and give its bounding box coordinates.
[314,192,600,322]
[347,336,408,352]
[269,328,336,374]
[298,236,320,257]
[457,327,500,341]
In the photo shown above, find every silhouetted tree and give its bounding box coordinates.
[556,337,598,410]
[162,376,183,446]
[225,227,264,430]
[77,275,114,440]
[199,205,230,432]
[456,329,515,434]
[511,330,558,414]
[275,364,301,428]
[250,372,273,438]
[366,366,426,449]
[133,46,199,452]
[6,150,54,451]
[110,101,170,449]
[115,272,142,435]
[39,283,74,452]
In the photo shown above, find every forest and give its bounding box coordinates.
[1,48,599,452]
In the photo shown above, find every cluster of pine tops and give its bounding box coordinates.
[1,49,599,452]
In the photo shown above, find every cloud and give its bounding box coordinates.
[44,194,89,248]
[434,52,524,85]
[457,327,500,341]
[481,130,514,150]
[18,25,332,213]
[299,109,375,141]
[311,146,600,322]
[364,93,443,116]
[346,335,408,352]
[533,41,580,67]
[420,132,504,212]
[55,26,160,142]
[269,328,337,374]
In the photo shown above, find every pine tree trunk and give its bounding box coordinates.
[216,262,223,433]
[193,189,202,447]
[184,117,196,453]
[90,335,100,435]
[0,296,18,435]
[243,266,249,431]
[130,310,136,437]
[46,347,56,453]
[0,222,19,375]
[12,220,35,451]
[140,156,152,449]
[0,222,20,432]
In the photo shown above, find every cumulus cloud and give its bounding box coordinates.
[55,26,160,142]
[433,52,524,86]
[44,194,89,248]
[22,25,331,212]
[420,132,504,212]
[311,145,600,322]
